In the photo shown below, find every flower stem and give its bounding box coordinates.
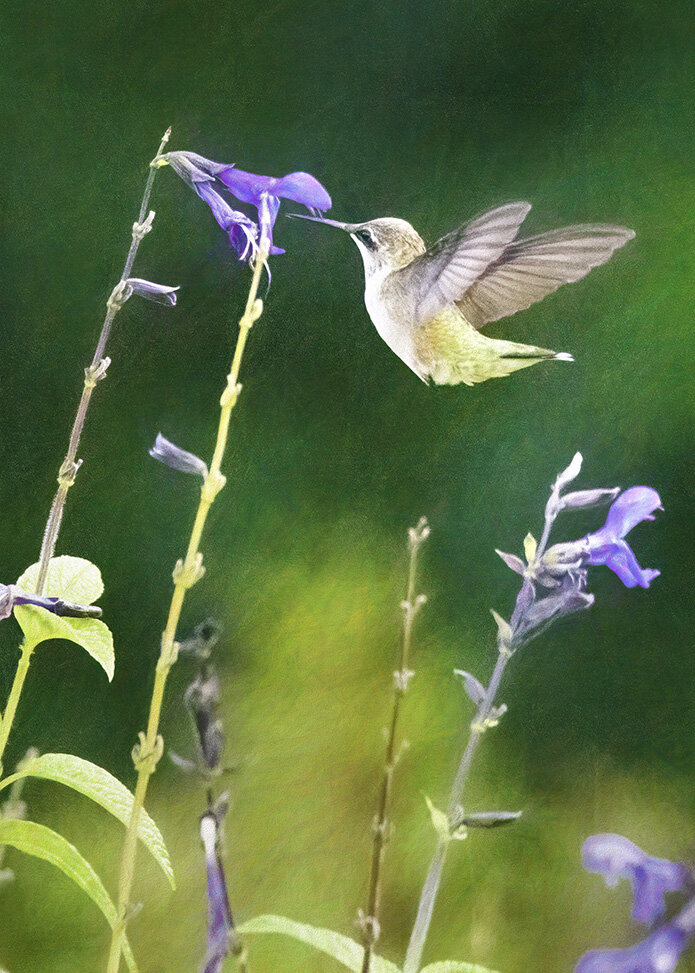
[0,129,171,778]
[35,126,171,595]
[0,644,35,779]
[402,647,509,973]
[105,243,268,973]
[360,520,428,973]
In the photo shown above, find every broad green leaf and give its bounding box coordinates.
[0,818,137,972]
[0,753,175,888]
[239,915,400,973]
[14,556,113,680]
[17,556,104,603]
[422,963,501,973]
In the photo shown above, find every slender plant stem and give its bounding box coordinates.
[360,520,428,973]
[0,129,171,778]
[402,649,509,973]
[0,646,34,780]
[35,126,171,595]
[106,242,268,973]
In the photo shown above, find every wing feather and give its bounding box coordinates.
[457,224,635,328]
[396,202,532,324]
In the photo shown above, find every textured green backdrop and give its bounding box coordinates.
[1,1,694,970]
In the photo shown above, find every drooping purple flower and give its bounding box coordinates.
[200,811,234,973]
[584,487,662,589]
[215,166,331,250]
[193,181,279,260]
[149,433,208,478]
[576,924,688,973]
[583,834,690,925]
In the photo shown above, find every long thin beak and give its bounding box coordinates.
[287,213,357,232]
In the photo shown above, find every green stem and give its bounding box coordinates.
[0,129,171,778]
[360,521,428,973]
[0,645,34,779]
[105,242,268,973]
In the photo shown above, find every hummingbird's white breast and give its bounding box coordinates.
[363,269,424,380]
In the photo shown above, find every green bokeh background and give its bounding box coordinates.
[1,1,694,970]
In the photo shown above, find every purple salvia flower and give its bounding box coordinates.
[584,487,662,589]
[200,811,234,973]
[149,433,208,478]
[583,834,690,925]
[575,924,688,973]
[216,166,332,250]
[159,151,225,186]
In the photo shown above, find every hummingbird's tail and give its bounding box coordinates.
[416,312,574,386]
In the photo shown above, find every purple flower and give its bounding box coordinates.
[583,834,690,925]
[216,166,332,248]
[149,433,208,478]
[185,670,224,773]
[584,487,662,588]
[576,925,688,973]
[200,811,234,973]
[162,150,331,256]
[123,278,180,305]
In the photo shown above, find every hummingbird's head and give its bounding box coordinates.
[291,215,425,276]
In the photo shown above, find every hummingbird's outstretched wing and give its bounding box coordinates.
[399,202,532,325]
[455,224,635,329]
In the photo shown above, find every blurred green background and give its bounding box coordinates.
[1,0,694,970]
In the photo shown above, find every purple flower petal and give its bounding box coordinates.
[603,487,663,538]
[583,834,689,924]
[216,166,277,206]
[586,538,660,589]
[273,171,332,211]
[194,182,260,261]
[161,151,225,187]
[576,924,688,973]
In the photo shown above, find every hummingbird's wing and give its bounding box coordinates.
[397,202,532,325]
[455,224,635,328]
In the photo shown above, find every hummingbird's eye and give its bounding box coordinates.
[355,228,376,250]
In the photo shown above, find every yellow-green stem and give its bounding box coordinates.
[106,244,268,973]
[0,644,34,779]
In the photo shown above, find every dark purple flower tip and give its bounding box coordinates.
[201,813,234,973]
[603,488,663,538]
[149,433,208,478]
[185,670,225,772]
[583,834,690,925]
[575,924,688,973]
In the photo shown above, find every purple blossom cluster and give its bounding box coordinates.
[160,150,331,263]
[577,834,695,973]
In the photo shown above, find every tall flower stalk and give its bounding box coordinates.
[358,518,429,973]
[105,235,269,973]
[403,454,661,973]
[0,129,174,775]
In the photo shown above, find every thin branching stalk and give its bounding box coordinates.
[106,240,269,973]
[0,130,170,776]
[403,530,555,973]
[359,519,428,973]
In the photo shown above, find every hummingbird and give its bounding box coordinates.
[295,203,634,385]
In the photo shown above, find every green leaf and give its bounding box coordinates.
[14,556,114,680]
[239,915,400,973]
[421,964,500,973]
[0,818,137,972]
[0,752,175,888]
